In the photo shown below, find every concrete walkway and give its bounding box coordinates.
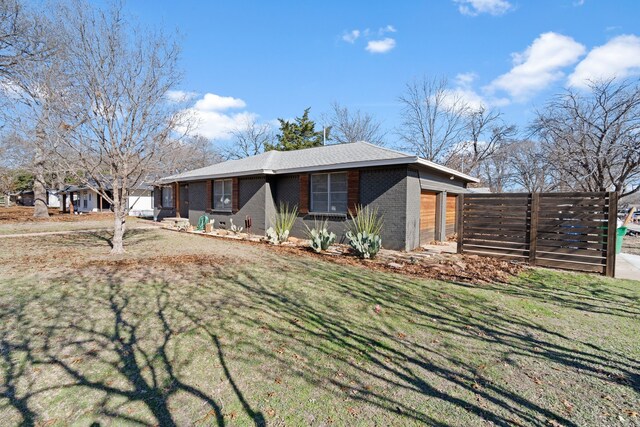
[616,253,640,281]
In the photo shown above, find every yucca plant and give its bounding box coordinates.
[345,204,384,258]
[304,218,336,252]
[266,202,298,244]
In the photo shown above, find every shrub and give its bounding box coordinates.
[345,205,383,258]
[266,202,298,244]
[304,218,336,252]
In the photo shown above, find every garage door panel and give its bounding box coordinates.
[446,194,457,237]
[420,191,436,244]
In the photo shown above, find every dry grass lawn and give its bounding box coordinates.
[0,226,638,426]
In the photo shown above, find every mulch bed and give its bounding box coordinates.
[0,206,114,223]
[269,243,525,284]
[177,228,526,285]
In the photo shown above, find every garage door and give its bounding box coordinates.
[420,191,437,244]
[446,194,457,238]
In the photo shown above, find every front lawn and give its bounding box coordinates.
[0,228,638,426]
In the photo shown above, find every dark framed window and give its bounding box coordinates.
[310,172,348,213]
[161,186,174,208]
[213,179,233,211]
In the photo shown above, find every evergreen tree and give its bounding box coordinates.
[265,108,330,151]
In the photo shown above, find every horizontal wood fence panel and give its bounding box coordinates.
[459,191,616,276]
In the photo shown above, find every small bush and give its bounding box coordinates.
[266,202,298,244]
[304,219,336,252]
[346,205,383,258]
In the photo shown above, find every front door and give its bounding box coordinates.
[420,191,437,245]
[179,184,189,218]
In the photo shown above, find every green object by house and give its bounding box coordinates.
[616,227,627,254]
[197,213,209,231]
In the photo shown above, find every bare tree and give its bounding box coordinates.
[325,102,386,145]
[398,76,469,162]
[0,0,57,217]
[533,78,640,197]
[161,134,223,172]
[53,1,187,254]
[223,117,272,159]
[506,140,556,192]
[0,0,50,82]
[457,107,516,173]
[0,131,28,206]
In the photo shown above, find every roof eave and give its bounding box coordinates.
[159,169,275,183]
[414,158,480,183]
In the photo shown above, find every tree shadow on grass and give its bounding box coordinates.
[0,248,638,425]
[0,266,264,426]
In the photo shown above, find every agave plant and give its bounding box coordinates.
[266,202,298,244]
[304,218,336,252]
[345,205,384,258]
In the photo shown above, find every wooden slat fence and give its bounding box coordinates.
[457,191,617,277]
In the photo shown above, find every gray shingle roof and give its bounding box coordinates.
[161,141,478,183]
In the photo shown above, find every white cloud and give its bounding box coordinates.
[486,32,586,100]
[444,73,487,110]
[365,38,396,54]
[379,25,396,35]
[179,92,259,140]
[342,29,360,44]
[454,0,512,16]
[188,110,259,140]
[568,34,640,88]
[193,93,246,111]
[341,25,397,50]
[166,90,199,103]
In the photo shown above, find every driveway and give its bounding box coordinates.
[616,252,640,281]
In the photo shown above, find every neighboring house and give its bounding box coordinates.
[10,189,62,208]
[58,183,154,217]
[157,142,478,251]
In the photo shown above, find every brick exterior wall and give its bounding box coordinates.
[187,181,207,225]
[201,176,269,234]
[405,169,421,250]
[273,167,412,250]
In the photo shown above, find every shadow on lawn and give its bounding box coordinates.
[0,242,638,425]
[0,269,265,426]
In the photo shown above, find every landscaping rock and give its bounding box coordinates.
[387,262,403,269]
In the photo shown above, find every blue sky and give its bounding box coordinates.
[119,0,640,144]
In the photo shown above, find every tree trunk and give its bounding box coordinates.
[111,186,127,254]
[111,205,126,254]
[33,129,50,218]
[4,193,9,208]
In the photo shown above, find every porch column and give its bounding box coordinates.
[435,191,447,242]
[175,183,180,218]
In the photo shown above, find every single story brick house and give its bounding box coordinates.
[156,142,478,250]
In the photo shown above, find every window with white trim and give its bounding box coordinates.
[161,186,174,208]
[310,172,348,213]
[213,179,233,211]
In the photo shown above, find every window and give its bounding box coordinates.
[310,172,348,213]
[161,186,174,208]
[89,193,92,201]
[213,179,232,211]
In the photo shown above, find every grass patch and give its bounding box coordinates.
[0,229,638,426]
